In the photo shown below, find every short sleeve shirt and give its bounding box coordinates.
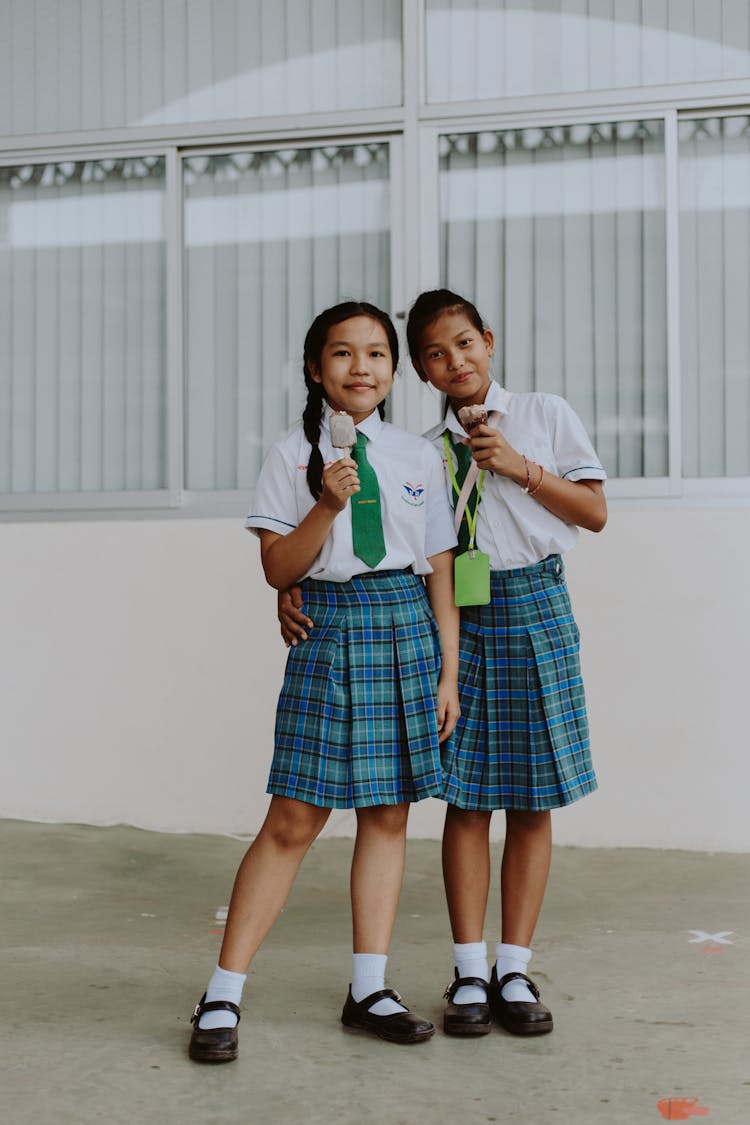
[423,382,607,569]
[246,405,457,582]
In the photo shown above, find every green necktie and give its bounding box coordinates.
[351,432,386,568]
[451,436,478,553]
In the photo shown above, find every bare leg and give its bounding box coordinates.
[350,803,410,953]
[218,795,331,973]
[441,805,493,942]
[500,809,552,946]
[341,803,436,1039]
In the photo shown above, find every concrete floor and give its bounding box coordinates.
[1,820,747,1125]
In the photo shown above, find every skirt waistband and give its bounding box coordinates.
[492,555,563,579]
[301,569,423,605]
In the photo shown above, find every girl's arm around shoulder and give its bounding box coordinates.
[424,548,460,744]
[260,456,360,589]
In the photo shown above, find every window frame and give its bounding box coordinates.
[177,131,404,513]
[0,128,405,516]
[0,140,179,512]
[2,0,750,516]
[420,0,750,117]
[418,102,750,503]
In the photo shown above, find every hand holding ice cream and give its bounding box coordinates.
[458,404,488,434]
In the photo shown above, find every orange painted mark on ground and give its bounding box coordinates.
[656,1096,710,1120]
[702,946,725,953]
[208,927,225,934]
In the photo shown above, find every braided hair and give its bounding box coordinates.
[302,301,398,499]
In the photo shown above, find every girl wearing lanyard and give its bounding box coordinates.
[188,301,459,1063]
[407,288,607,1037]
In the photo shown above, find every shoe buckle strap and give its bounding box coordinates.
[497,972,540,1000]
[353,987,404,1009]
[191,994,241,1026]
[444,975,488,1000]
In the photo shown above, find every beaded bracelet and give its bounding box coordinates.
[522,455,532,493]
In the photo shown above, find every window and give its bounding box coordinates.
[680,115,750,478]
[425,0,750,103]
[183,142,392,491]
[439,121,667,480]
[0,157,167,501]
[0,0,403,137]
[2,1,749,513]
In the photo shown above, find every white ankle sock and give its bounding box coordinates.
[351,953,407,1016]
[495,942,536,1003]
[452,941,489,1005]
[198,965,246,1029]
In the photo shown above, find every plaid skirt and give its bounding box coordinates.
[269,571,448,809]
[443,555,598,812]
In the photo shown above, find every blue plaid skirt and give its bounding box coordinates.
[443,556,597,812]
[269,571,450,809]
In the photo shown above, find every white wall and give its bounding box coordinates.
[2,505,749,851]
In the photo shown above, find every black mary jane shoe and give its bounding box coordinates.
[341,987,435,1044]
[488,967,553,1036]
[188,993,241,1063]
[443,971,491,1036]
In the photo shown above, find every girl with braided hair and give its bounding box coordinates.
[188,301,460,1062]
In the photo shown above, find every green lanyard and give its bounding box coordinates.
[443,431,485,553]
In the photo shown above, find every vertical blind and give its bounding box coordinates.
[426,0,750,103]
[680,116,750,478]
[0,0,402,136]
[183,142,391,491]
[0,157,166,494]
[439,121,667,479]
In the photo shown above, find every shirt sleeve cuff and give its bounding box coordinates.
[560,466,607,483]
[244,515,297,536]
[425,532,459,558]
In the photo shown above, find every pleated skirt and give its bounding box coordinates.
[443,555,598,812]
[269,570,449,809]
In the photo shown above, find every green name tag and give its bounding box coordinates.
[454,550,491,607]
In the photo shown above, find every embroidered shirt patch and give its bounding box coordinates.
[401,481,425,506]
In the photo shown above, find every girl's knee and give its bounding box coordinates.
[445,805,492,833]
[505,809,551,834]
[263,798,329,850]
[356,802,409,836]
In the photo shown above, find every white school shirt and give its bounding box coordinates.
[245,404,457,582]
[423,381,607,570]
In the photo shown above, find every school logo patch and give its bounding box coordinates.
[401,481,425,507]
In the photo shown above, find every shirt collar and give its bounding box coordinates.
[443,381,510,438]
[322,403,384,443]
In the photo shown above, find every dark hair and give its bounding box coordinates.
[405,288,485,382]
[302,301,399,500]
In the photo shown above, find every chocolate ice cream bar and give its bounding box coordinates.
[329,410,357,449]
[458,404,488,433]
